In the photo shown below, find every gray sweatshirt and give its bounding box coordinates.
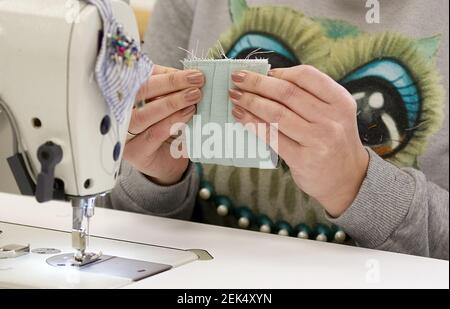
[106,0,449,260]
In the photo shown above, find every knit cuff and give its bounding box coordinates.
[116,161,199,218]
[327,149,416,249]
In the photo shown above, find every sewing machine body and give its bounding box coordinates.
[0,1,201,282]
[0,0,136,198]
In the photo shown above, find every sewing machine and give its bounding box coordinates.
[0,0,201,282]
[0,0,130,262]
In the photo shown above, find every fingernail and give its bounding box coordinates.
[185,88,201,101]
[187,72,204,85]
[232,71,247,83]
[182,105,196,116]
[232,107,245,120]
[229,89,243,101]
[268,70,276,77]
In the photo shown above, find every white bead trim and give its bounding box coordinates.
[216,205,229,217]
[238,217,250,229]
[199,188,211,200]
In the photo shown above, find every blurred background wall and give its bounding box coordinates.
[130,0,155,39]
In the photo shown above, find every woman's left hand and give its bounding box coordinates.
[229,65,369,218]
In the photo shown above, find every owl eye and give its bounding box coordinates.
[226,33,300,68]
[341,59,421,158]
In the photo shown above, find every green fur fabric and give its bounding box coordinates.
[312,17,361,40]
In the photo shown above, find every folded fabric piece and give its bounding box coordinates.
[183,59,278,169]
[86,0,153,124]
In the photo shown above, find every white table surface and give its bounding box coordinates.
[0,192,448,289]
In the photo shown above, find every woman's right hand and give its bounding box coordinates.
[123,65,205,186]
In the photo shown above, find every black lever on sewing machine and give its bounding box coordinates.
[35,141,63,203]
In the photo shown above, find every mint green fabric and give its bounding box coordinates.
[183,59,278,169]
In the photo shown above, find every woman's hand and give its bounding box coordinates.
[229,65,369,217]
[124,65,205,186]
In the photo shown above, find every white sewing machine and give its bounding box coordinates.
[0,0,201,287]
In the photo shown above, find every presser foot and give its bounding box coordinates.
[73,251,103,267]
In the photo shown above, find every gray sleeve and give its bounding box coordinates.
[143,0,197,69]
[102,0,200,219]
[100,162,199,220]
[328,149,449,260]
